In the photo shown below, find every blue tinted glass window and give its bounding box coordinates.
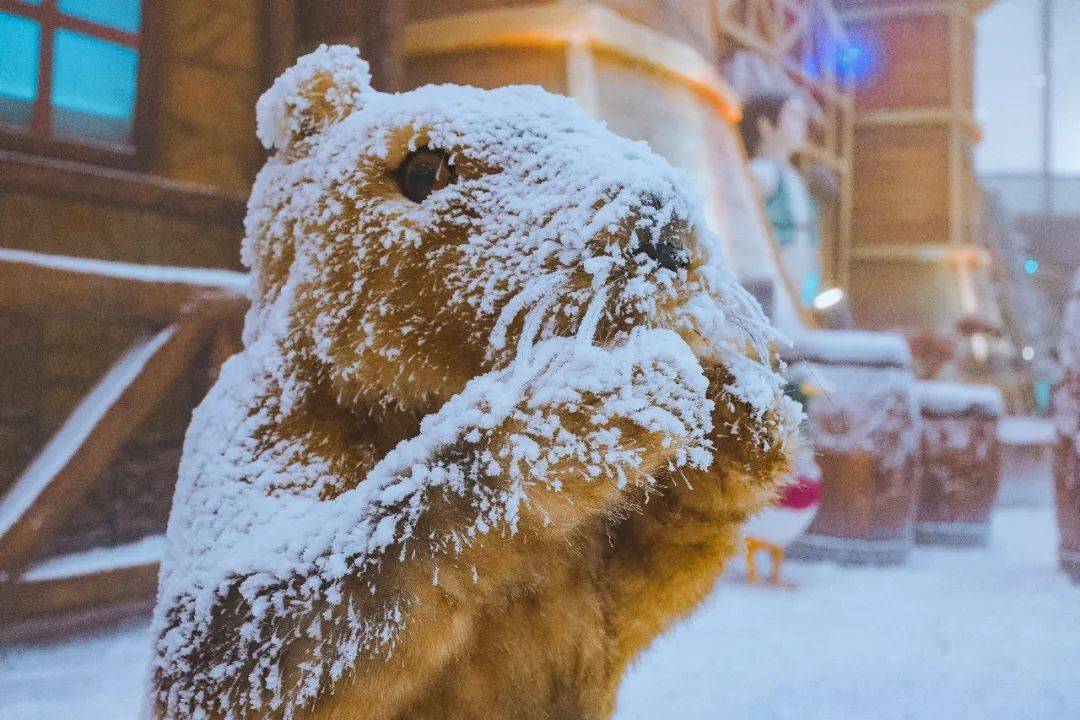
[0,12,40,127]
[59,0,141,33]
[51,30,138,143]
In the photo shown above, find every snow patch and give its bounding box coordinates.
[22,535,166,582]
[915,380,1004,417]
[787,329,912,368]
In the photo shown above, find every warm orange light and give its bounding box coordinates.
[404,5,743,125]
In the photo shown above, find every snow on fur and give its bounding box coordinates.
[151,45,790,718]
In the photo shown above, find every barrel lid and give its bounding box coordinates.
[997,416,1056,446]
[783,330,912,368]
[915,380,1004,418]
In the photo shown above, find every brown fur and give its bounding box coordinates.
[152,47,795,720]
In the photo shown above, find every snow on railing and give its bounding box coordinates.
[22,534,167,583]
[0,246,249,291]
[0,327,176,550]
[0,249,249,577]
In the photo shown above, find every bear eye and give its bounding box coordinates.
[397,148,455,202]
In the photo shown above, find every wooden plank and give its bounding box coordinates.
[836,0,967,21]
[0,150,247,223]
[0,247,248,321]
[0,563,159,642]
[0,320,209,573]
[0,596,155,645]
[359,0,405,92]
[851,243,991,264]
[856,108,979,135]
[262,0,298,83]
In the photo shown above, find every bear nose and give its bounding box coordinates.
[634,225,688,271]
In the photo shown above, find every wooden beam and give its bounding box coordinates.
[0,149,247,224]
[0,562,159,642]
[0,319,210,573]
[262,0,298,85]
[855,108,980,136]
[851,243,992,266]
[0,594,155,645]
[837,1,969,21]
[359,0,404,92]
[0,247,249,321]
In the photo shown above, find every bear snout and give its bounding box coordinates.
[633,223,689,271]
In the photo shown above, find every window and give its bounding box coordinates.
[0,0,152,167]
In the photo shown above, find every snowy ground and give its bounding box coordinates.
[2,508,1078,720]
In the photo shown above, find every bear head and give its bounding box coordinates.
[243,44,779,420]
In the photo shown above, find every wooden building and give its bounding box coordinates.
[0,0,260,639]
[2,0,1012,638]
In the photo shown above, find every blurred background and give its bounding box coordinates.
[0,1,1078,718]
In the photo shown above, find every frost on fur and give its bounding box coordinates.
[151,45,797,720]
[255,44,372,152]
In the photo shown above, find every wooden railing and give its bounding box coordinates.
[0,248,248,641]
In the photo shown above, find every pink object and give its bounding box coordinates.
[744,459,822,548]
[778,474,822,510]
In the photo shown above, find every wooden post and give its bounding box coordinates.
[359,0,404,92]
[263,0,298,83]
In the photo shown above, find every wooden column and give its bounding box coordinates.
[836,0,997,332]
[359,0,404,91]
[289,0,404,91]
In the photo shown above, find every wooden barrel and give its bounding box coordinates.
[786,330,920,565]
[1055,274,1080,583]
[913,381,1003,546]
[996,417,1055,508]
[1055,430,1080,584]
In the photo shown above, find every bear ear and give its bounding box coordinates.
[256,44,372,153]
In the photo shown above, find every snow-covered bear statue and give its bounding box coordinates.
[149,45,798,720]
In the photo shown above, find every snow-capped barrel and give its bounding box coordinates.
[784,330,920,565]
[995,416,1055,508]
[913,381,1004,546]
[1054,269,1080,583]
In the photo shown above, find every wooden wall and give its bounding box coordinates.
[836,0,997,332]
[0,0,263,561]
[153,0,264,193]
[0,154,246,558]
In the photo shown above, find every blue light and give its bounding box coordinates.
[0,12,40,128]
[835,35,878,85]
[1024,258,1039,275]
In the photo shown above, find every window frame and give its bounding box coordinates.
[0,0,161,170]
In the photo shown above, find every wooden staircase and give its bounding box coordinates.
[0,248,247,643]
